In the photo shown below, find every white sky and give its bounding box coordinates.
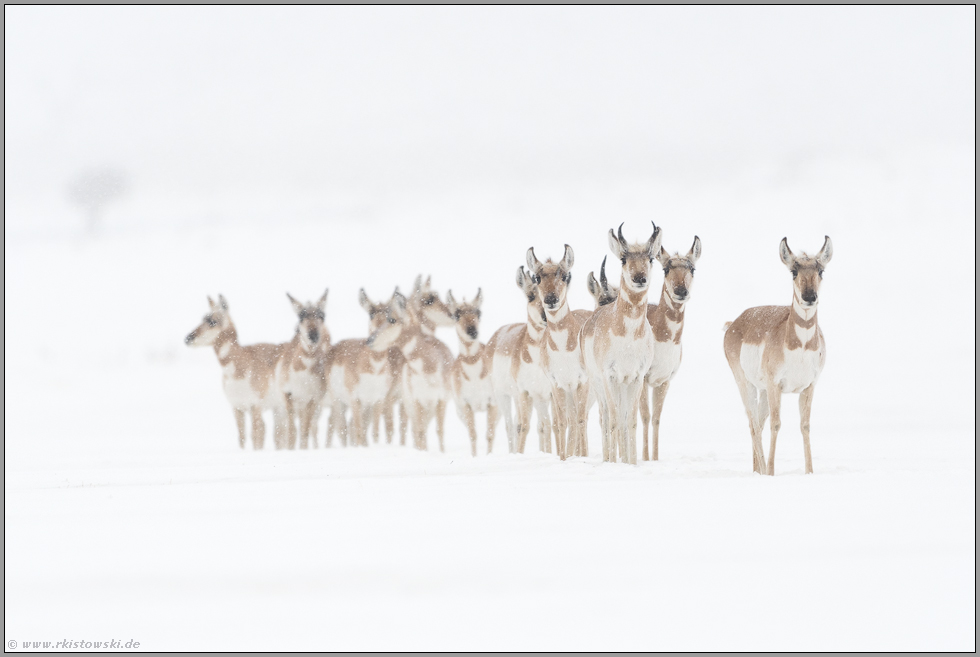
[4,6,975,196]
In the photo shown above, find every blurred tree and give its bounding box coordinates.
[67,168,129,234]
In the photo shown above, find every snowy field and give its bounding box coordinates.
[5,146,975,651]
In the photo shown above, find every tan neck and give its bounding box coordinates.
[526,307,546,344]
[616,276,650,321]
[544,299,569,324]
[784,292,819,349]
[213,327,241,366]
[458,336,483,358]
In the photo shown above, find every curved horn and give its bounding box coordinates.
[617,223,627,248]
[599,255,608,286]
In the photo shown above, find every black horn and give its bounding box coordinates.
[599,256,608,286]
[617,223,628,248]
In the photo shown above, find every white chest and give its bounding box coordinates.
[602,332,655,383]
[647,339,682,384]
[777,346,824,393]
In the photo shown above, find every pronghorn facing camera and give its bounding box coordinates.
[446,289,498,456]
[581,223,662,464]
[408,275,456,336]
[639,236,701,461]
[527,245,591,460]
[185,295,287,450]
[487,266,554,454]
[324,289,406,448]
[724,236,833,475]
[276,290,330,449]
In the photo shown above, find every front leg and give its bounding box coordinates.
[233,408,247,449]
[799,384,816,474]
[573,383,590,458]
[551,387,569,460]
[650,380,670,461]
[486,403,498,454]
[461,403,478,456]
[640,380,651,461]
[284,394,297,449]
[766,385,782,476]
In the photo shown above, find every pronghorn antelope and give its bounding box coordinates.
[586,257,620,309]
[324,289,403,448]
[370,288,454,451]
[581,223,663,464]
[408,275,457,336]
[639,236,701,461]
[724,237,832,475]
[185,295,287,449]
[526,245,591,460]
[362,291,407,445]
[446,289,498,456]
[487,266,554,454]
[276,290,330,449]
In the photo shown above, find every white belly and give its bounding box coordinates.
[739,343,767,390]
[355,370,391,406]
[223,374,277,410]
[776,347,823,393]
[647,339,682,385]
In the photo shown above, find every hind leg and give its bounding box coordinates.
[436,400,447,453]
[486,404,498,454]
[640,381,651,461]
[251,407,266,450]
[765,385,782,476]
[234,409,247,449]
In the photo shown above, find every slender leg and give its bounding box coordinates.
[436,400,447,453]
[284,395,298,449]
[574,383,590,458]
[498,395,515,453]
[552,388,568,460]
[384,398,395,444]
[273,408,288,450]
[251,408,266,450]
[486,403,498,454]
[462,404,478,456]
[516,392,532,454]
[650,380,670,461]
[299,400,313,449]
[538,399,553,456]
[413,401,425,450]
[351,400,363,448]
[766,385,782,476]
[640,381,651,460]
[234,409,247,449]
[371,404,380,443]
[799,384,816,474]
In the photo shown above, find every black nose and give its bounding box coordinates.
[632,275,647,286]
[308,329,319,344]
[674,287,688,299]
[544,293,558,307]
[184,332,195,344]
[802,290,817,304]
[466,326,478,339]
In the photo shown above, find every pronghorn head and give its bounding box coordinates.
[410,275,455,329]
[526,244,574,313]
[446,289,483,343]
[656,236,702,304]
[185,295,232,347]
[780,236,833,308]
[515,266,548,327]
[364,288,409,352]
[359,289,391,333]
[607,222,662,293]
[287,289,328,349]
[586,256,620,309]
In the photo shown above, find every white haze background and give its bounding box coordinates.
[4,6,975,651]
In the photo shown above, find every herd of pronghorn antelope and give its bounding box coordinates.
[185,223,833,475]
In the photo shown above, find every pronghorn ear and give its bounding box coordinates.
[688,236,702,264]
[218,294,229,310]
[779,238,795,268]
[358,288,373,312]
[473,288,483,310]
[816,236,833,265]
[425,275,432,288]
[526,247,542,273]
[647,223,663,258]
[445,290,458,315]
[317,288,328,312]
[286,293,304,316]
[413,275,423,295]
[607,229,624,260]
[516,266,531,294]
[656,247,670,267]
[391,290,408,317]
[207,295,217,310]
[561,244,574,270]
[587,272,600,300]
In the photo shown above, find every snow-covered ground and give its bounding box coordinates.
[4,146,975,650]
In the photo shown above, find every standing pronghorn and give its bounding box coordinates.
[184,295,287,449]
[639,237,702,461]
[526,245,591,460]
[581,223,663,464]
[446,289,498,456]
[487,267,554,454]
[369,289,453,451]
[276,290,330,449]
[724,236,832,475]
[324,289,403,448]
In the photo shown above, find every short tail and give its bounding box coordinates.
[723,321,732,332]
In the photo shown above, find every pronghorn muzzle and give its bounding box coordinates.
[544,293,559,309]
[184,331,197,344]
[308,328,320,344]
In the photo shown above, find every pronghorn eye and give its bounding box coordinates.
[663,267,670,276]
[453,310,460,320]
[207,317,217,327]
[315,311,325,321]
[387,316,397,324]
